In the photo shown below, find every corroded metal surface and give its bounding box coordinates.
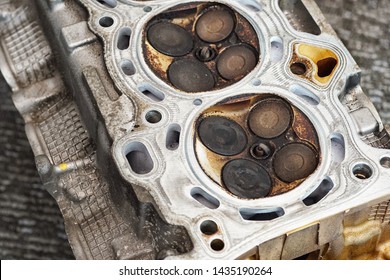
[142,2,260,92]
[194,95,321,198]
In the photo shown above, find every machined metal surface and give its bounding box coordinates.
[1,0,390,260]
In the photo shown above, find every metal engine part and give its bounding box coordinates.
[0,0,389,260]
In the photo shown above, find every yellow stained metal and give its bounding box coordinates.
[58,163,68,171]
[296,44,339,84]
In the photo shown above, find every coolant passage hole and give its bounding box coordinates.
[352,163,373,180]
[317,57,337,78]
[303,177,334,206]
[240,208,284,221]
[96,0,117,8]
[210,239,225,251]
[120,59,136,76]
[380,157,390,169]
[166,124,181,150]
[117,27,131,50]
[290,62,307,75]
[191,187,220,209]
[99,16,114,27]
[200,220,218,235]
[145,110,162,124]
[125,142,154,175]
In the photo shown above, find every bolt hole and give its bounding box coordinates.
[290,62,307,75]
[200,220,218,235]
[193,99,203,106]
[145,110,162,124]
[143,6,152,13]
[210,239,225,252]
[380,157,390,168]
[99,16,114,27]
[352,163,373,180]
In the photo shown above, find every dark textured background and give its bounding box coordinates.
[0,0,389,259]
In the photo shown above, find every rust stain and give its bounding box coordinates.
[289,43,339,86]
[292,107,319,147]
[144,42,173,75]
[142,2,260,93]
[235,14,260,51]
[290,51,314,83]
[194,94,321,199]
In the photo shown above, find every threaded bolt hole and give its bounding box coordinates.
[99,16,114,28]
[145,110,162,124]
[290,62,307,75]
[352,163,373,180]
[380,157,390,169]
